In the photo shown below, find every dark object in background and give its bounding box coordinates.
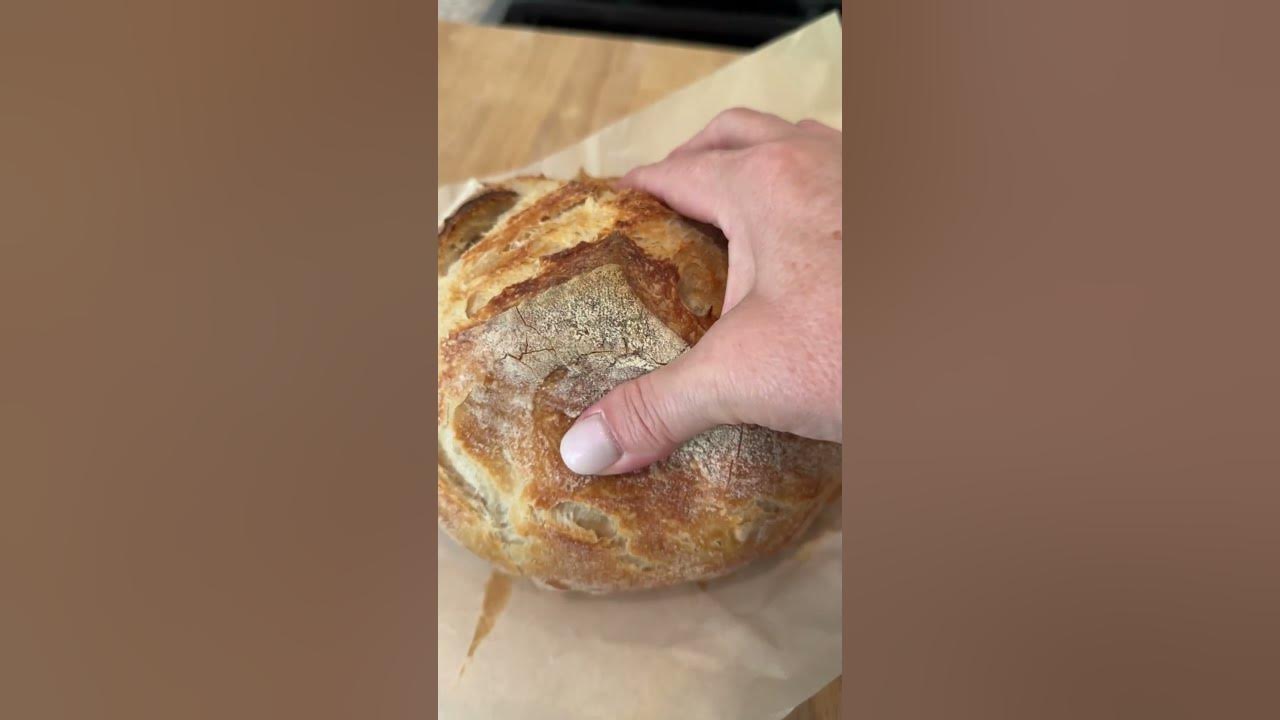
[501,0,840,49]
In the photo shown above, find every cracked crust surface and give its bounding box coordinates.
[438,176,841,593]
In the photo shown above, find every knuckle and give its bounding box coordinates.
[713,106,756,127]
[615,375,678,450]
[747,141,802,175]
[711,107,774,140]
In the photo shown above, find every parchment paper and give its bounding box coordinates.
[439,14,843,720]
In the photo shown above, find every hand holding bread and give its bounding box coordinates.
[437,109,842,593]
[562,108,843,476]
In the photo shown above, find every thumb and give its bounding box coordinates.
[559,352,728,476]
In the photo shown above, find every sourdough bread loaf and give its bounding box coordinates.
[438,175,840,593]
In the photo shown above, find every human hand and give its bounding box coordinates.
[559,108,842,476]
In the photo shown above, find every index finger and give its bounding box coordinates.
[619,148,744,229]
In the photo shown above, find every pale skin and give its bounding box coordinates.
[559,108,842,476]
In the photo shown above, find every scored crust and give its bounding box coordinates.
[438,175,841,593]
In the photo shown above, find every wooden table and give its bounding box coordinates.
[439,20,742,184]
[437,20,841,720]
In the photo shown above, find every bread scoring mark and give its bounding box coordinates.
[438,177,730,358]
[551,501,617,541]
[437,189,518,276]
[438,457,484,531]
[448,390,524,547]
[677,268,713,317]
[455,179,607,284]
[461,232,713,348]
[464,290,487,318]
[442,458,521,548]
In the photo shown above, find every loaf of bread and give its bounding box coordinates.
[438,175,840,593]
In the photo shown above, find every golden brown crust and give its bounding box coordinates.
[475,231,714,346]
[437,189,519,277]
[437,176,840,593]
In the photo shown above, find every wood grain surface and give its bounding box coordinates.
[438,20,740,184]
[436,20,840,720]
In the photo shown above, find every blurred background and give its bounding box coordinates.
[439,0,840,48]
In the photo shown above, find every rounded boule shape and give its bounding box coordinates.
[437,175,840,593]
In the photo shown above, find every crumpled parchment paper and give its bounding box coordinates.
[438,14,843,720]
